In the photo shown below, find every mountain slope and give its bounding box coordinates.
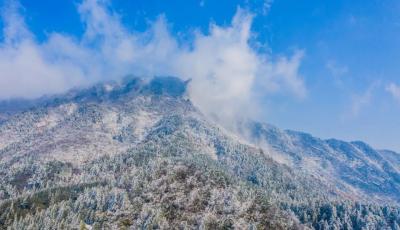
[0,77,399,229]
[247,122,400,204]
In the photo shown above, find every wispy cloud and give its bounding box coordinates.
[326,60,348,78]
[262,0,274,15]
[350,89,372,117]
[348,82,379,118]
[386,83,400,102]
[0,0,306,127]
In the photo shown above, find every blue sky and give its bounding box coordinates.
[1,0,400,151]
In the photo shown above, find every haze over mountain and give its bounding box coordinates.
[0,76,399,229]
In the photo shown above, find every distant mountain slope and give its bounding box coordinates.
[247,121,400,204]
[0,77,399,229]
[380,149,400,172]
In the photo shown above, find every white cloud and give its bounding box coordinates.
[386,83,400,102]
[0,1,91,99]
[350,89,372,117]
[262,0,273,15]
[348,82,379,118]
[264,50,306,98]
[0,0,306,128]
[326,60,348,77]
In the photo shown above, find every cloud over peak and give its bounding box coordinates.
[0,0,306,125]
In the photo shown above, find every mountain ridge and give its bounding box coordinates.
[246,120,400,204]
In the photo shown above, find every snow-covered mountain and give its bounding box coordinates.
[246,122,400,204]
[0,76,399,229]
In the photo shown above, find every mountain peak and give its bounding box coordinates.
[70,76,189,102]
[141,76,189,97]
[0,76,190,116]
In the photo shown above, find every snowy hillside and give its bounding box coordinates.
[246,122,400,204]
[0,77,399,229]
